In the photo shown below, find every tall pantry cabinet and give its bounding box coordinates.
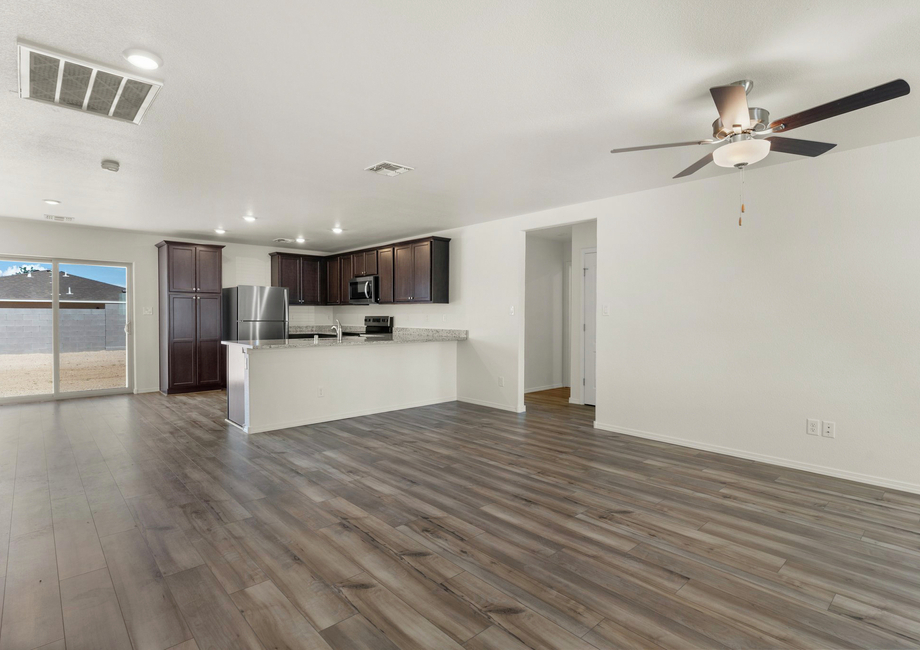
[156,241,225,394]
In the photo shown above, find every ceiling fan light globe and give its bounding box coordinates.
[712,138,771,168]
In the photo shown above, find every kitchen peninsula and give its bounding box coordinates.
[222,324,467,433]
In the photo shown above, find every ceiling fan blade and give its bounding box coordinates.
[673,152,713,179]
[610,140,715,154]
[710,85,751,131]
[768,79,910,133]
[765,136,836,157]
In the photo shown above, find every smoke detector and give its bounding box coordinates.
[44,214,75,222]
[365,161,414,177]
[18,41,163,125]
[101,160,120,172]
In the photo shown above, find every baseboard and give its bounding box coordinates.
[458,396,524,413]
[594,422,920,496]
[247,396,459,434]
[134,386,160,394]
[569,397,584,405]
[524,384,564,394]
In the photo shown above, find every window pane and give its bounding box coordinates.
[0,260,53,397]
[58,263,127,393]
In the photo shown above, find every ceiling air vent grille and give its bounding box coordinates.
[273,238,294,244]
[18,41,163,125]
[44,214,75,222]
[365,161,414,177]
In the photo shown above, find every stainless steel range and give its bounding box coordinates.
[362,315,393,340]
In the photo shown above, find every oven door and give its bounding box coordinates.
[348,276,377,304]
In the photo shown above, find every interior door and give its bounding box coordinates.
[412,241,432,302]
[583,251,597,406]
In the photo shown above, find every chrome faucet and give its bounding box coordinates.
[332,319,343,342]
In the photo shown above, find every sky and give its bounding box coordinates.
[0,260,127,287]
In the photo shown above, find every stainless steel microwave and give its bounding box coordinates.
[348,275,379,304]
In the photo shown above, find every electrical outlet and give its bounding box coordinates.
[509,306,514,316]
[317,387,324,398]
[143,307,153,315]
[497,376,504,387]
[806,419,820,436]
[822,421,835,438]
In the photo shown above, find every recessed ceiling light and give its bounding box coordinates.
[123,48,162,70]
[43,199,61,205]
[214,228,226,234]
[295,237,305,244]
[243,215,256,222]
[331,227,343,234]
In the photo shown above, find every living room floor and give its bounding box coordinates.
[1,389,919,649]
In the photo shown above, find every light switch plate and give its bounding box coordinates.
[143,307,153,315]
[602,305,610,316]
[806,419,820,436]
[822,421,835,438]
[509,306,514,316]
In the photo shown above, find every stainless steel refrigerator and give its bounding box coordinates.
[222,286,289,341]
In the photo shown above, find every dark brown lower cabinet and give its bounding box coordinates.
[196,294,223,388]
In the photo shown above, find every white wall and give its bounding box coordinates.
[449,136,920,492]
[591,138,920,493]
[524,236,566,392]
[0,218,322,393]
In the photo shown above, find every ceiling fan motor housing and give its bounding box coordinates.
[712,107,770,139]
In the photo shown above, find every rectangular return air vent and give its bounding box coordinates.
[365,161,414,177]
[18,41,162,125]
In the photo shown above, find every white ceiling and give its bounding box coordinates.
[1,1,918,252]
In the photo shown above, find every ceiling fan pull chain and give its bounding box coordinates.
[739,165,745,226]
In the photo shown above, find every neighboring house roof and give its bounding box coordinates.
[0,270,126,302]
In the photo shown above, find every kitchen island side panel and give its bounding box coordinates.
[245,341,458,433]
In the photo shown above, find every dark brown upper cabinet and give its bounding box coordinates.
[393,237,449,303]
[162,241,222,294]
[270,236,448,306]
[325,257,341,304]
[270,253,325,305]
[339,254,352,302]
[377,246,394,303]
[156,241,225,394]
[352,250,377,277]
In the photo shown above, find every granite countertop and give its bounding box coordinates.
[222,327,468,350]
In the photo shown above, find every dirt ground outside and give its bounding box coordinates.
[0,350,126,397]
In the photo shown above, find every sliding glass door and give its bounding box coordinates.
[0,257,54,398]
[0,255,132,402]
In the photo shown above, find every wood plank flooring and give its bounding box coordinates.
[0,387,919,649]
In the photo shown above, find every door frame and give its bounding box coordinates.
[0,253,134,405]
[581,247,597,406]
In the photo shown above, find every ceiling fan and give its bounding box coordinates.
[610,79,910,179]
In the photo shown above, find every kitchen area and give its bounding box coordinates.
[157,235,467,433]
